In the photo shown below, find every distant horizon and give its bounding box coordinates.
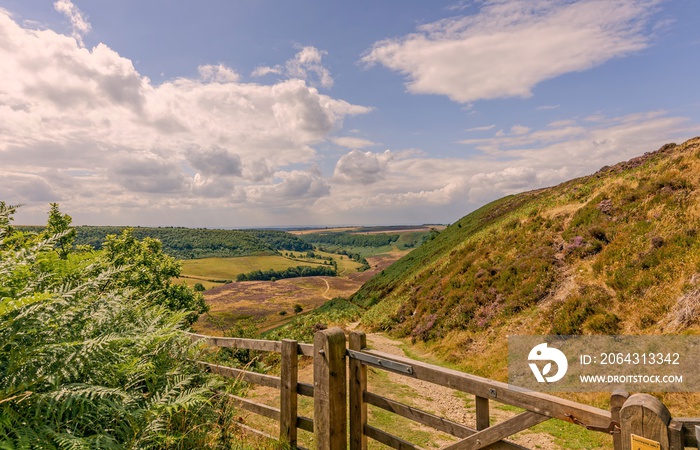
[2,0,698,227]
[14,220,448,231]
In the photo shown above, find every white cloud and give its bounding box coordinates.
[334,150,393,184]
[459,111,692,175]
[251,66,282,77]
[331,136,377,149]
[362,0,662,103]
[510,125,530,135]
[198,64,240,83]
[0,10,370,222]
[469,166,538,202]
[1,6,695,228]
[246,169,331,207]
[318,110,693,222]
[53,0,90,46]
[252,46,334,89]
[466,124,495,132]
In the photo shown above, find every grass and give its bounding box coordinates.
[364,367,458,448]
[285,250,365,274]
[181,255,326,282]
[356,139,700,375]
[528,420,611,450]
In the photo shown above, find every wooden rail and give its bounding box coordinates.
[347,330,608,450]
[187,332,312,448]
[188,329,700,450]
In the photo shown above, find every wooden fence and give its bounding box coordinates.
[187,332,315,448]
[189,328,700,450]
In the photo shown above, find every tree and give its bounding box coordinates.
[44,202,76,259]
[102,229,208,324]
[293,304,303,314]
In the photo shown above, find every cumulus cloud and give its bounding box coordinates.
[362,0,662,103]
[110,156,188,194]
[246,169,331,206]
[334,150,393,184]
[186,146,243,177]
[469,167,538,202]
[0,10,370,223]
[0,173,59,203]
[252,46,334,89]
[198,64,240,83]
[318,110,693,223]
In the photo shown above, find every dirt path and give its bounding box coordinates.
[361,331,561,449]
[320,277,332,299]
[245,328,561,449]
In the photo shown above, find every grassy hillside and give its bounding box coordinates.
[353,137,700,377]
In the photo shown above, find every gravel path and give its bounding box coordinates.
[362,329,561,449]
[246,327,565,449]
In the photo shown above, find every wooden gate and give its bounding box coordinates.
[189,328,700,450]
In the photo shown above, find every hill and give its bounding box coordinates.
[353,137,700,375]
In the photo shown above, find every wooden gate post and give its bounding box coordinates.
[620,393,671,450]
[280,339,298,447]
[349,331,367,450]
[314,327,347,450]
[611,389,630,450]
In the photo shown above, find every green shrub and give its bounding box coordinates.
[0,203,232,449]
[551,285,614,335]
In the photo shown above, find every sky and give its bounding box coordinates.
[1,0,699,228]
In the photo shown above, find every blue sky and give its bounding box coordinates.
[1,0,698,227]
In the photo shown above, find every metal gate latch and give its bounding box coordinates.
[565,413,620,434]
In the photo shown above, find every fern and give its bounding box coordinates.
[0,204,235,449]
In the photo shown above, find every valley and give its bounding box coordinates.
[192,252,403,335]
[5,138,700,449]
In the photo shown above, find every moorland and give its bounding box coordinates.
[4,137,700,449]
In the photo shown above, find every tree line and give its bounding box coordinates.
[236,264,337,281]
[17,225,312,259]
[299,231,400,248]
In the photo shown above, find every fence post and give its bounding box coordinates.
[620,393,671,450]
[280,339,298,447]
[314,327,347,450]
[349,331,367,450]
[475,396,490,431]
[611,389,630,450]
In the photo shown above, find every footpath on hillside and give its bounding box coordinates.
[244,326,565,450]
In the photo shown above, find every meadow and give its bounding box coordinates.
[178,251,366,289]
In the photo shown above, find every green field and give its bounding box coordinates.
[285,250,365,274]
[179,253,365,288]
[181,255,317,280]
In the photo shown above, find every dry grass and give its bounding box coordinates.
[192,254,403,335]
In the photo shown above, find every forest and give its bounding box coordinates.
[235,263,337,281]
[298,231,400,248]
[17,225,312,259]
